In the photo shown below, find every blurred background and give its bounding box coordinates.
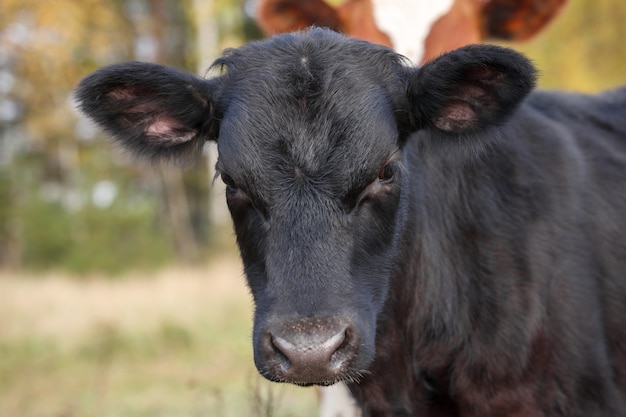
[0,0,624,416]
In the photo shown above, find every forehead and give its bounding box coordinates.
[214,33,403,185]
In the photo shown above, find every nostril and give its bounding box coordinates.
[270,335,293,371]
[320,328,346,355]
[329,328,353,369]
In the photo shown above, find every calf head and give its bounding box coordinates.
[76,28,535,386]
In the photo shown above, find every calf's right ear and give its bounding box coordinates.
[75,61,217,163]
[408,44,536,134]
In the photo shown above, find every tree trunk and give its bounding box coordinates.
[148,0,212,262]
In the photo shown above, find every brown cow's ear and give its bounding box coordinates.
[256,0,343,34]
[482,0,567,41]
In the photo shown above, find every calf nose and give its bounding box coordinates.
[259,317,358,385]
[272,327,346,372]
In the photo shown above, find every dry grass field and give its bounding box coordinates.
[0,253,317,417]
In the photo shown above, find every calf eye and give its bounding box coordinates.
[219,172,265,217]
[379,163,396,184]
[220,172,237,190]
[347,161,399,212]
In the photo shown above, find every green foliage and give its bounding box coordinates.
[7,143,174,274]
[17,190,173,275]
[0,169,12,264]
[511,0,626,92]
[0,0,214,274]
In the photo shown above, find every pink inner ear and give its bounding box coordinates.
[148,117,179,135]
[107,88,141,100]
[434,102,476,132]
[146,116,196,144]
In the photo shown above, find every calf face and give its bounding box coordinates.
[76,28,535,386]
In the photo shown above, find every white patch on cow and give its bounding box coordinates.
[319,383,361,417]
[371,0,454,64]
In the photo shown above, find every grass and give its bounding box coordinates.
[0,253,317,417]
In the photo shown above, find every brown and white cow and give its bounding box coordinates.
[256,0,567,64]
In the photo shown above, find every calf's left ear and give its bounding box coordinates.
[409,44,536,134]
[75,61,218,163]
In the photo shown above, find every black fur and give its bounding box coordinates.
[76,28,626,416]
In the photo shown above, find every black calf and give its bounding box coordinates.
[76,28,626,416]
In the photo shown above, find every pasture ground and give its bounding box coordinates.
[0,253,317,417]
